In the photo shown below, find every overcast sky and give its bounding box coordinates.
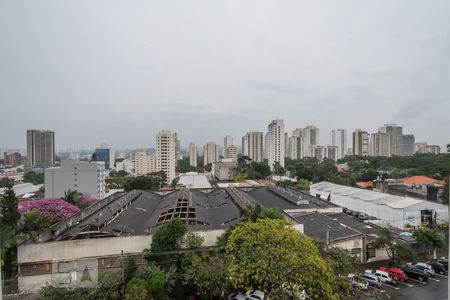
[1,0,449,151]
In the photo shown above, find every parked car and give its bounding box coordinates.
[358,213,369,220]
[365,269,397,286]
[351,211,361,217]
[378,267,409,282]
[361,273,382,288]
[228,292,246,300]
[407,262,435,276]
[400,265,429,282]
[347,273,369,290]
[434,257,449,271]
[345,209,353,215]
[425,260,446,275]
[245,290,265,300]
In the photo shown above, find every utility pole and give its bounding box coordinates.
[120,250,124,298]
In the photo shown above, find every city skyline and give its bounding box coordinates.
[1,1,449,149]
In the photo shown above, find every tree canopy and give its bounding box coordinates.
[150,218,187,253]
[413,226,444,259]
[226,219,344,299]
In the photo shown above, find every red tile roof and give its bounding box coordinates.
[356,181,373,189]
[400,176,445,187]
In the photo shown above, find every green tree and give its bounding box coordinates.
[150,218,187,253]
[23,171,45,184]
[63,189,80,206]
[272,161,286,176]
[170,176,179,187]
[181,254,228,299]
[413,226,444,259]
[123,176,159,191]
[21,211,52,240]
[148,171,167,188]
[315,241,356,276]
[242,204,284,222]
[226,219,344,299]
[372,228,416,265]
[124,258,137,286]
[91,152,97,161]
[0,185,20,227]
[144,265,171,299]
[234,171,248,183]
[125,278,147,300]
[182,232,204,249]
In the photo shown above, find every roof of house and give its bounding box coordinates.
[400,176,445,187]
[356,181,373,189]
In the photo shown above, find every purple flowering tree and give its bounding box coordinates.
[18,198,80,223]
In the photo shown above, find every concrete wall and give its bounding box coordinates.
[18,229,226,294]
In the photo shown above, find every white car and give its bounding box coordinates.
[365,269,397,286]
[245,289,265,300]
[347,273,369,290]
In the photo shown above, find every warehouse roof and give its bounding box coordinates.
[311,182,448,212]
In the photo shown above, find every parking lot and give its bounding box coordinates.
[355,272,448,300]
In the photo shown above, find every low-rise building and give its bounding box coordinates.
[212,161,238,180]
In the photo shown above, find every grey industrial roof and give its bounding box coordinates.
[324,213,382,242]
[247,186,338,210]
[293,212,363,242]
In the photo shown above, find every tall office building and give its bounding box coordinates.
[225,145,238,162]
[156,130,177,183]
[134,151,156,175]
[243,131,263,162]
[302,126,319,158]
[330,129,347,159]
[264,132,270,160]
[26,129,55,167]
[352,129,370,156]
[284,132,289,158]
[45,160,106,199]
[203,142,220,166]
[189,143,197,167]
[224,135,233,156]
[289,128,303,159]
[94,145,115,169]
[402,134,415,156]
[369,132,391,157]
[378,124,403,156]
[267,119,285,169]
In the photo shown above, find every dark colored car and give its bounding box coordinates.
[435,258,448,271]
[351,211,361,217]
[400,265,429,282]
[426,261,447,275]
[345,209,353,215]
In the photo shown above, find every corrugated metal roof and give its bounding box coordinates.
[311,181,448,211]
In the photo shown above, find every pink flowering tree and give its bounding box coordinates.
[18,198,80,223]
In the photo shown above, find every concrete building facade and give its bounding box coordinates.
[352,129,370,156]
[302,126,319,158]
[223,135,233,156]
[309,145,339,161]
[330,129,347,159]
[225,145,238,162]
[26,129,55,167]
[189,143,197,167]
[156,130,177,183]
[45,160,106,199]
[243,131,263,162]
[203,142,220,166]
[369,132,391,157]
[415,143,441,155]
[267,119,285,169]
[134,151,156,175]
